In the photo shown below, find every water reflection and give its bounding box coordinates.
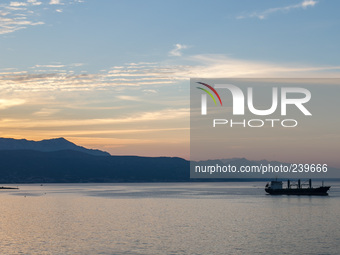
[0,182,339,254]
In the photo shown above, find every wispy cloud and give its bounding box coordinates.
[10,1,42,7]
[0,6,44,35]
[237,0,318,20]
[33,108,60,116]
[0,0,83,35]
[116,95,142,101]
[169,44,189,57]
[49,0,62,5]
[28,0,42,5]
[0,98,25,109]
[10,2,28,7]
[143,89,157,94]
[1,56,340,93]
[0,108,189,128]
[33,64,66,68]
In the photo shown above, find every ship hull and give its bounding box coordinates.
[265,186,330,196]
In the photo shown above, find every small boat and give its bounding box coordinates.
[265,179,330,196]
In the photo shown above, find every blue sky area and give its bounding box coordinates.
[1,0,340,162]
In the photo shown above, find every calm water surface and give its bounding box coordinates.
[1,182,340,255]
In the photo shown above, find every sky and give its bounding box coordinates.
[1,0,340,161]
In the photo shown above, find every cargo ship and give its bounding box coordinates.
[265,179,330,196]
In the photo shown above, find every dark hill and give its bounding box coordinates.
[0,137,110,156]
[0,150,190,183]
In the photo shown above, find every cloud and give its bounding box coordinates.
[55,127,189,136]
[237,0,318,20]
[301,0,318,8]
[49,0,62,5]
[33,64,65,68]
[116,95,142,101]
[0,0,82,35]
[33,108,60,116]
[182,54,340,78]
[107,55,340,83]
[0,98,25,109]
[1,57,340,94]
[10,2,28,7]
[143,89,157,94]
[28,0,42,5]
[0,10,45,35]
[70,63,84,67]
[169,44,188,57]
[0,108,189,128]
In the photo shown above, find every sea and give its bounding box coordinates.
[1,181,340,255]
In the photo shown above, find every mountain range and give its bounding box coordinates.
[0,137,110,156]
[0,137,189,183]
[0,137,338,183]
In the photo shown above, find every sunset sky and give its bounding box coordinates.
[1,0,340,160]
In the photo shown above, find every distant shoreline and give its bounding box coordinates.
[1,178,339,185]
[0,186,19,189]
